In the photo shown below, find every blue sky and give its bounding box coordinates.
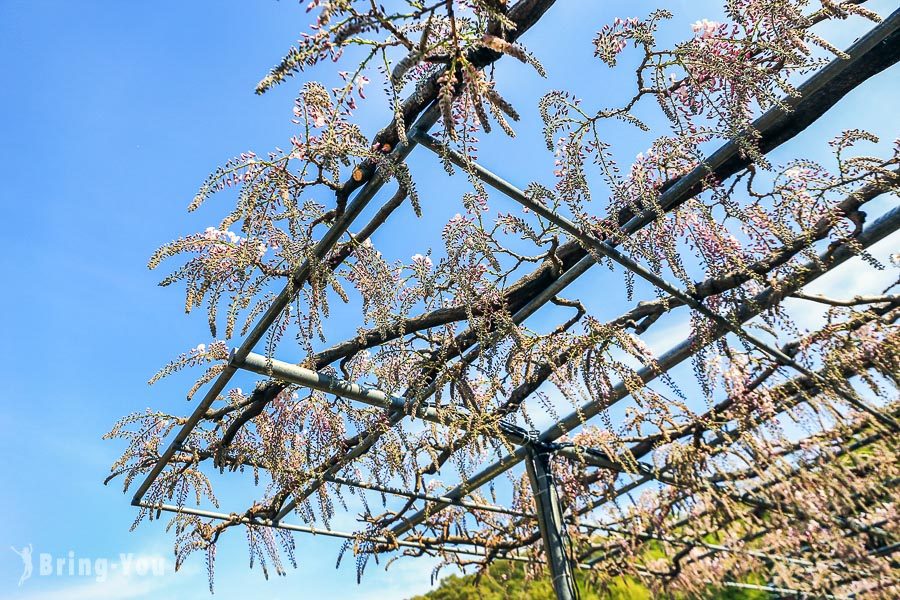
[0,1,897,599]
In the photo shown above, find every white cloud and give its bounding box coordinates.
[639,316,692,356]
[778,231,899,333]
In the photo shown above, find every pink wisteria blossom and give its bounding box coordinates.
[109,1,899,595]
[691,18,722,39]
[411,253,433,270]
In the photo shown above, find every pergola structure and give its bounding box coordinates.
[116,2,900,598]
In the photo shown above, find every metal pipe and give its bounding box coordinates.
[236,352,452,418]
[580,377,898,515]
[721,581,848,599]
[389,205,900,537]
[325,474,535,519]
[413,131,899,431]
[137,502,536,563]
[583,524,814,568]
[235,351,632,473]
[268,9,900,523]
[525,446,577,600]
[130,105,442,507]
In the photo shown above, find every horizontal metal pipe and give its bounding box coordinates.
[325,474,535,519]
[236,352,447,418]
[138,502,536,563]
[582,524,814,568]
[234,352,631,473]
[722,581,848,599]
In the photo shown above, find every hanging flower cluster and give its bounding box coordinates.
[107,1,900,596]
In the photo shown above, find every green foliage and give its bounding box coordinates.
[409,562,770,600]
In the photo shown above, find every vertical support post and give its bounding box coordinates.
[525,443,577,600]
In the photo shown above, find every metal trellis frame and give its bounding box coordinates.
[127,6,900,599]
[387,205,900,539]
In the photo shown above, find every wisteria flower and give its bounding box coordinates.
[411,253,433,270]
[691,18,722,39]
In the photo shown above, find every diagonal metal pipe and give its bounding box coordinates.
[382,9,900,535]
[262,8,900,525]
[130,104,441,507]
[130,0,567,511]
[389,204,900,538]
